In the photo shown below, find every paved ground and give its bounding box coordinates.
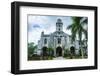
[53,57,66,60]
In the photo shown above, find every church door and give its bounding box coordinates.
[56,47,62,57]
[42,47,48,56]
[70,46,75,55]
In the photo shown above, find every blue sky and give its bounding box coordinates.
[28,15,73,45]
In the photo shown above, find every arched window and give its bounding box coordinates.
[59,24,60,27]
[58,38,61,44]
[44,38,47,44]
[58,28,60,31]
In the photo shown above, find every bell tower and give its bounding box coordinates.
[56,19,63,31]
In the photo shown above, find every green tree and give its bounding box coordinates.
[47,47,54,56]
[67,17,87,58]
[28,42,37,57]
[64,48,70,57]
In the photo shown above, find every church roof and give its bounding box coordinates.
[52,31,71,36]
[43,34,50,37]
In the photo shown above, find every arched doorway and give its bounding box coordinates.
[42,47,48,56]
[56,47,62,57]
[70,46,75,55]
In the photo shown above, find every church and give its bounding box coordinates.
[37,19,80,57]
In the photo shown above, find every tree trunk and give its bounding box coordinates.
[80,41,84,58]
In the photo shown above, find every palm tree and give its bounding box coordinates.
[67,17,87,58]
[81,18,88,56]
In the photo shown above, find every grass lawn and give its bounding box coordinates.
[28,54,88,61]
[28,55,54,61]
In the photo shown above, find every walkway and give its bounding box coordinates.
[53,57,66,60]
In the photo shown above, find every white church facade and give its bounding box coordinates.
[37,19,80,57]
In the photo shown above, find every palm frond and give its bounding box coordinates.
[67,24,72,30]
[82,28,88,40]
[81,18,88,25]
